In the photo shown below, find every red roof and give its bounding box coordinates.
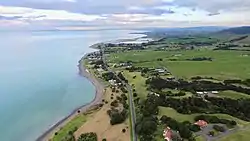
[194,120,208,128]
[163,127,172,141]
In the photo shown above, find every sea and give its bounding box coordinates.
[0,30,143,141]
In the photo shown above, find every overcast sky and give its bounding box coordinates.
[0,0,249,30]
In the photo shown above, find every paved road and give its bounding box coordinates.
[100,48,138,141]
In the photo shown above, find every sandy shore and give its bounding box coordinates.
[36,53,104,141]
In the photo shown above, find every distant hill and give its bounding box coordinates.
[219,26,250,34]
[143,26,227,37]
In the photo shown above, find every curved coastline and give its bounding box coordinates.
[36,53,104,141]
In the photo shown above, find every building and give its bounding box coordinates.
[163,127,172,141]
[194,120,208,128]
[108,79,117,86]
[196,92,204,95]
[211,91,219,94]
[155,68,165,73]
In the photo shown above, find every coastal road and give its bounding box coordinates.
[100,48,138,141]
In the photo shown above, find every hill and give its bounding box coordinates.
[219,26,250,34]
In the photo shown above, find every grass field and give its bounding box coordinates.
[195,136,205,141]
[52,114,86,141]
[122,71,148,98]
[158,107,249,126]
[219,128,250,141]
[108,50,250,80]
[218,91,250,99]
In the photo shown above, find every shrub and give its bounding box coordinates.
[213,125,226,132]
[133,93,138,97]
[208,131,215,136]
[122,129,126,133]
[110,100,119,107]
[77,132,97,141]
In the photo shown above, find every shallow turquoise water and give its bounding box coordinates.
[0,30,142,141]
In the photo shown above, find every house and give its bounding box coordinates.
[163,127,172,141]
[155,68,165,73]
[196,92,204,95]
[97,68,103,72]
[108,79,117,86]
[149,92,160,97]
[194,120,208,128]
[211,91,219,94]
[166,76,175,81]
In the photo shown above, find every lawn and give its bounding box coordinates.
[218,91,250,99]
[52,114,87,141]
[219,128,250,141]
[158,107,249,126]
[194,136,205,141]
[108,50,250,80]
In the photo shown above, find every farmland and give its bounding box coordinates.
[104,34,250,141]
[108,50,250,80]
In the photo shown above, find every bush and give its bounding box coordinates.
[110,100,119,107]
[102,139,107,141]
[133,93,138,97]
[122,129,126,133]
[213,125,226,132]
[121,94,128,101]
[109,109,127,125]
[63,134,75,141]
[189,124,201,132]
[208,131,215,136]
[77,132,97,141]
[230,120,237,126]
[116,96,122,101]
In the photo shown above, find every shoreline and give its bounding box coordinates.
[36,53,104,141]
[36,34,149,141]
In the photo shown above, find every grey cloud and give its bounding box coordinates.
[0,0,169,15]
[170,0,250,12]
[129,8,175,15]
[208,12,220,16]
[0,15,23,20]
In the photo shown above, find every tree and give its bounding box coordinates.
[133,93,138,97]
[189,124,201,132]
[110,100,119,107]
[213,125,226,132]
[77,132,97,141]
[208,131,215,136]
[63,134,75,141]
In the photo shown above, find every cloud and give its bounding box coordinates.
[128,6,175,15]
[208,12,220,16]
[0,0,250,30]
[0,15,22,20]
[171,0,250,13]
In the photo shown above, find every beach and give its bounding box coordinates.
[37,54,104,141]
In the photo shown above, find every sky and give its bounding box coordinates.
[0,0,249,30]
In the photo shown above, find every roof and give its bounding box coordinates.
[163,127,172,141]
[194,120,208,128]
[196,92,204,94]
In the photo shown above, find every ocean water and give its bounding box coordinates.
[0,30,142,141]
